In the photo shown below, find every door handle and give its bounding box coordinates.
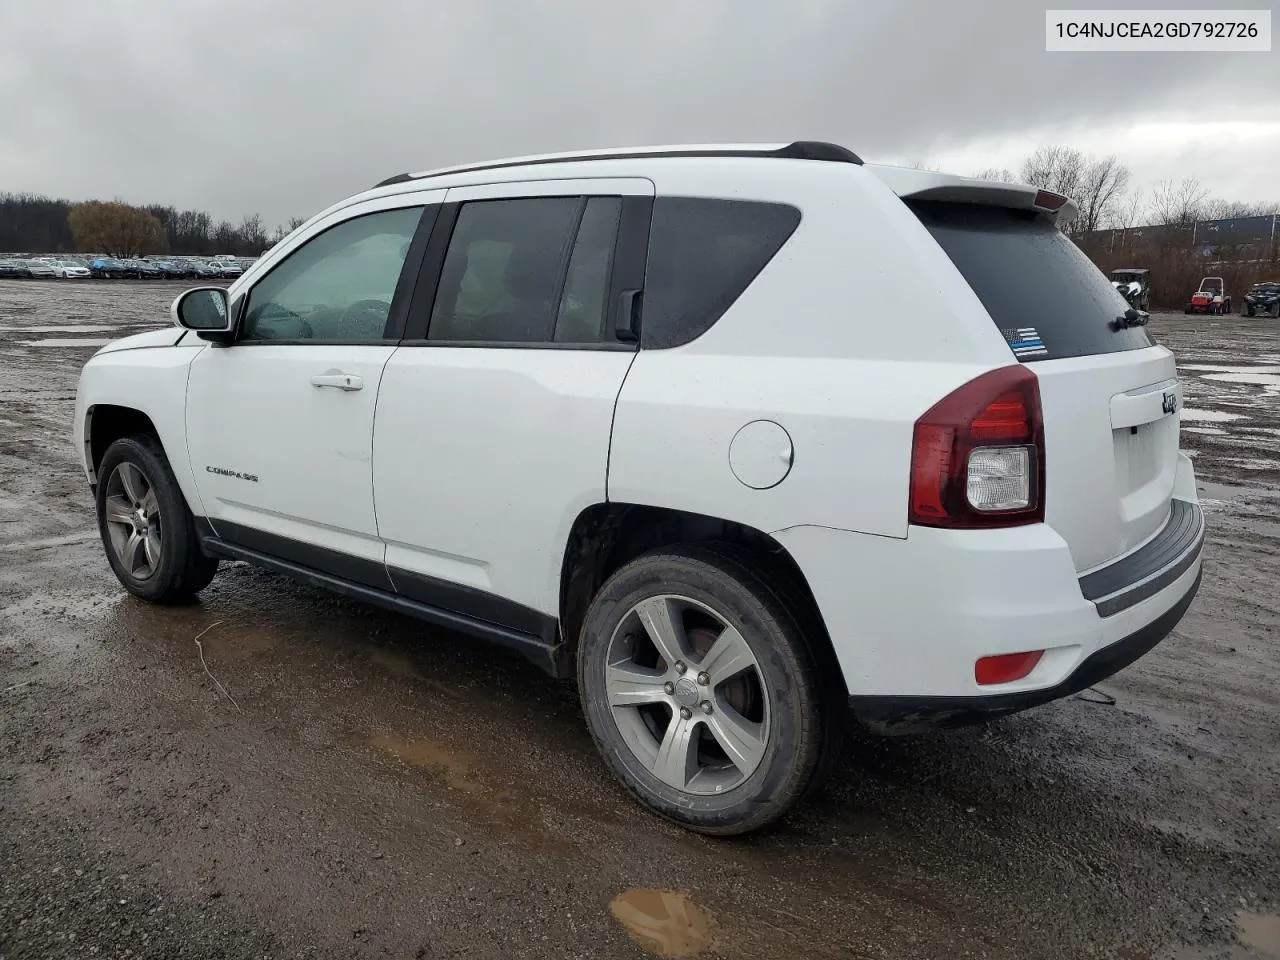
[310,373,363,392]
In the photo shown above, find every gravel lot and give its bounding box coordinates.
[2,280,1279,960]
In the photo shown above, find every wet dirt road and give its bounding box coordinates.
[2,281,1279,960]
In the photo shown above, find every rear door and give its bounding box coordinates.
[373,177,653,621]
[909,200,1182,573]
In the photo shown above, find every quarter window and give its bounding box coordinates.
[241,207,423,343]
[640,198,801,349]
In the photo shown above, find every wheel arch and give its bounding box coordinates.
[557,502,845,694]
[85,404,161,485]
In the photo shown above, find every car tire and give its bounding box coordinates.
[1272,303,1280,319]
[95,435,219,604]
[577,543,841,836]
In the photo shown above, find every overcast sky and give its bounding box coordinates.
[2,0,1277,227]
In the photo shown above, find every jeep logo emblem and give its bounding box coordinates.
[1162,391,1178,415]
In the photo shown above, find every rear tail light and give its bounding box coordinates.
[909,366,1045,528]
[975,651,1044,685]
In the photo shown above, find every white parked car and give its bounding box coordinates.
[55,260,92,279]
[73,142,1205,834]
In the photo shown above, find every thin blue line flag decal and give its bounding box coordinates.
[1002,327,1048,358]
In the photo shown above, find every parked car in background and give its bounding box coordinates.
[24,259,57,279]
[90,258,128,279]
[208,260,244,278]
[148,259,189,280]
[191,261,223,279]
[123,259,161,279]
[1242,281,1280,318]
[54,260,92,279]
[0,258,30,279]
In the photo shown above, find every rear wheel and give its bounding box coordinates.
[577,545,840,835]
[1272,303,1280,319]
[96,436,218,603]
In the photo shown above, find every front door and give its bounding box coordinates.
[186,197,438,575]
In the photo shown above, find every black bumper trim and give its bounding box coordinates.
[1078,498,1204,618]
[850,567,1202,734]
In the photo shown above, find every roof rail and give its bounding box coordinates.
[372,140,861,189]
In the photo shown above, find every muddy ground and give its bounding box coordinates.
[1,280,1279,960]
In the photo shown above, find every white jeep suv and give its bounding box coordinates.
[74,142,1205,834]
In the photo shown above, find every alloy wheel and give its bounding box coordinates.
[103,462,163,580]
[605,595,770,796]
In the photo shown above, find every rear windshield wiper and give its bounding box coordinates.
[1110,308,1149,331]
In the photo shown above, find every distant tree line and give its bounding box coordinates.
[971,145,1280,233]
[0,192,304,257]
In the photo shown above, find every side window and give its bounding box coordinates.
[641,198,801,349]
[428,198,577,343]
[241,206,423,343]
[428,196,622,345]
[554,198,622,343]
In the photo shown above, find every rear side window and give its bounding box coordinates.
[909,200,1153,361]
[429,198,581,343]
[428,196,623,344]
[641,198,801,349]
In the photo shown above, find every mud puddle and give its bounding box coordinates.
[0,324,151,334]
[1181,408,1249,423]
[1201,372,1280,388]
[370,733,484,793]
[610,890,714,958]
[1181,364,1280,374]
[1238,912,1280,959]
[16,337,114,347]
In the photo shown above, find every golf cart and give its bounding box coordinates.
[1110,268,1151,311]
[1242,281,1280,318]
[1185,277,1231,315]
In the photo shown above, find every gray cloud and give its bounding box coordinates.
[2,0,1276,225]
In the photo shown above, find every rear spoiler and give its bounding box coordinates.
[866,166,1080,222]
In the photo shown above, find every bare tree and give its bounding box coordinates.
[1148,177,1209,226]
[1202,198,1280,219]
[972,167,1017,182]
[1074,156,1131,234]
[1107,188,1145,230]
[1019,145,1087,202]
[268,216,308,246]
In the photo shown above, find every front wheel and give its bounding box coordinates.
[577,545,841,835]
[96,436,219,603]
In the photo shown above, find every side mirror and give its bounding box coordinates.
[171,287,234,342]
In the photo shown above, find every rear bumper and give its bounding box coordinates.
[772,455,1205,732]
[848,567,1201,733]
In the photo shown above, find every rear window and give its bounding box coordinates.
[641,198,800,349]
[909,200,1153,361]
